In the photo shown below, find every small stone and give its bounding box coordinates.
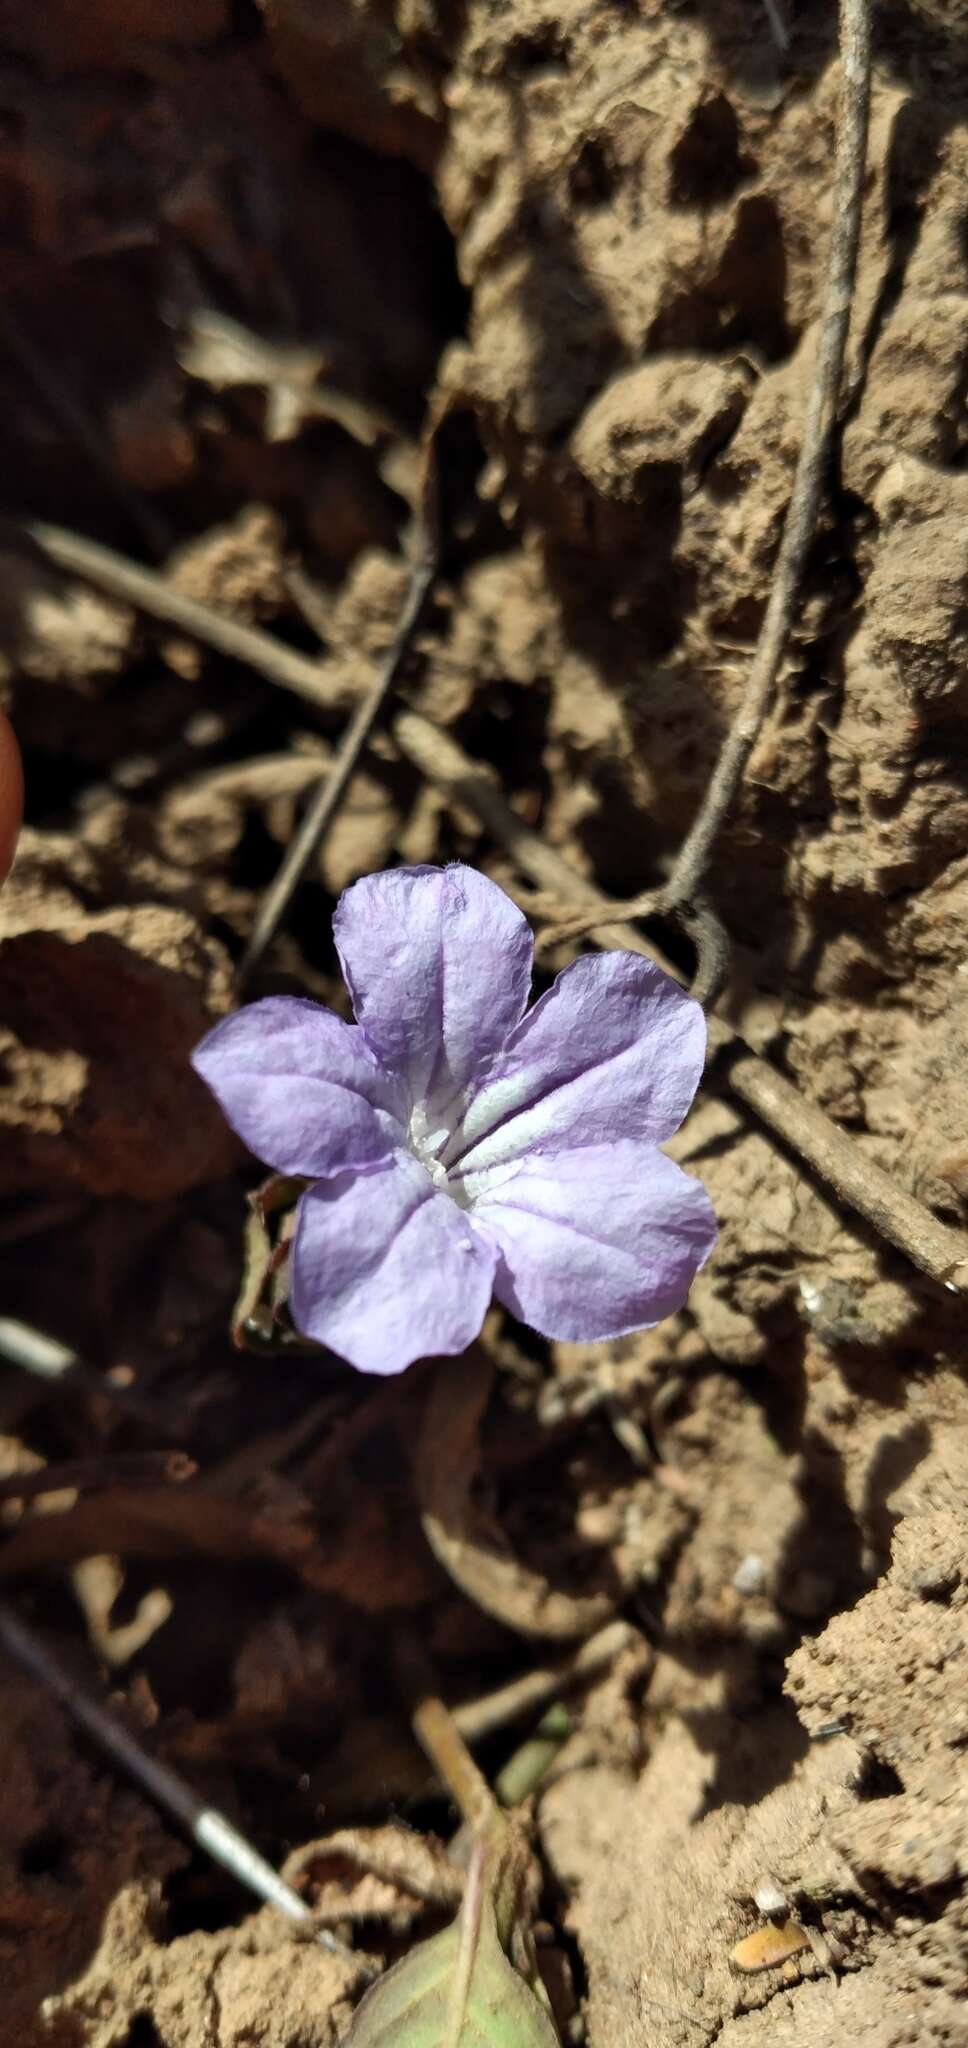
[733,1553,768,1597]
[753,1879,789,1918]
[904,1563,961,1603]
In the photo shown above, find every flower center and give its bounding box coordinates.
[405,1097,472,1208]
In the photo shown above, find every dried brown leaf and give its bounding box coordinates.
[415,1350,613,1642]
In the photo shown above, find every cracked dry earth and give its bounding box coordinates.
[0,2,966,2045]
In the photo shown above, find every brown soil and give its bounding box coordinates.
[0,3,966,2044]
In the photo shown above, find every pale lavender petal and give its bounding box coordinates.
[290,1148,497,1373]
[470,1140,717,1341]
[443,953,706,1179]
[333,865,533,1116]
[192,996,406,1179]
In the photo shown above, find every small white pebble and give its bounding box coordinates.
[753,1879,789,1918]
[733,1553,768,1597]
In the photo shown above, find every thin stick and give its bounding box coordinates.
[713,1037,968,1293]
[0,1317,86,1383]
[761,0,791,51]
[452,1620,634,1746]
[396,1629,502,1843]
[0,1451,196,1504]
[411,1695,499,1842]
[443,1844,487,2048]
[393,712,968,1295]
[393,713,654,954]
[538,889,729,1004]
[0,1601,351,1949]
[0,1317,179,1435]
[9,518,350,713]
[662,0,872,914]
[285,564,333,644]
[536,887,659,954]
[237,545,436,986]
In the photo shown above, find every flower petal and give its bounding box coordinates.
[192,996,405,1178]
[444,952,706,1178]
[333,865,533,1116]
[290,1150,497,1373]
[471,1140,717,1341]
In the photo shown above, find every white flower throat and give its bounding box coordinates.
[405,1095,475,1207]
[403,1084,529,1212]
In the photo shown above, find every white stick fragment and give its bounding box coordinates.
[452,1620,635,1745]
[762,0,791,50]
[0,1317,76,1379]
[0,1601,345,1948]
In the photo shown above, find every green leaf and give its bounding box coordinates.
[342,1897,560,2048]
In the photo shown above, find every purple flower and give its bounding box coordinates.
[192,865,716,1374]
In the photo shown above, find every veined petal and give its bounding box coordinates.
[444,953,706,1178]
[333,865,534,1118]
[471,1140,717,1341]
[192,996,405,1179]
[290,1149,497,1373]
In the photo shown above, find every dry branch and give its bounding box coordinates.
[662,0,873,915]
[10,517,349,712]
[238,407,448,982]
[238,542,437,985]
[0,1451,195,1504]
[0,1600,350,1946]
[452,1621,635,1746]
[393,711,968,1297]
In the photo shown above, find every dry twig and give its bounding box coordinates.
[452,1621,635,1746]
[0,1600,350,1948]
[0,1316,180,1436]
[410,1685,502,1845]
[761,0,791,51]
[238,413,445,982]
[9,517,349,712]
[536,890,732,1008]
[0,1451,195,1505]
[238,538,437,985]
[661,0,872,919]
[393,711,968,1296]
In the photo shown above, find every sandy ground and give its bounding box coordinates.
[0,3,965,2042]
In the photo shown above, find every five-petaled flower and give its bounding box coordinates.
[193,865,716,1374]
